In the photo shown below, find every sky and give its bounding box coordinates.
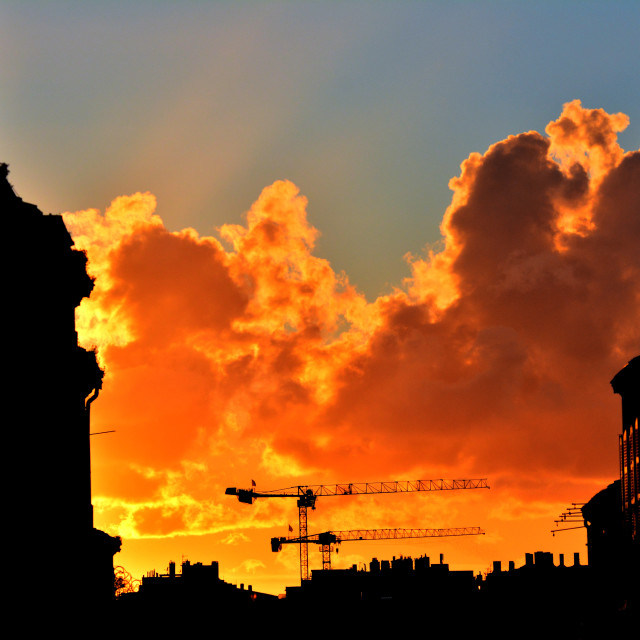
[2,1,639,595]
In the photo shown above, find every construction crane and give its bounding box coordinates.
[225,478,489,581]
[272,527,485,572]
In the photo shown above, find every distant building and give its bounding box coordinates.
[133,559,277,610]
[284,551,624,635]
[481,551,603,633]
[286,553,475,606]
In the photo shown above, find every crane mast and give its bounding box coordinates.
[272,527,486,572]
[226,478,490,582]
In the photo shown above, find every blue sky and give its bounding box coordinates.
[2,0,639,298]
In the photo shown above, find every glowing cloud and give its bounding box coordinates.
[64,103,638,577]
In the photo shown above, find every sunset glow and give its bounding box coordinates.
[58,101,639,593]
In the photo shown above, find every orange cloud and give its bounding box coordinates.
[63,101,638,586]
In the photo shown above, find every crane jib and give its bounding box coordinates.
[226,478,489,501]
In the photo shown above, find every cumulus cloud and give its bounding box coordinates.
[64,101,638,554]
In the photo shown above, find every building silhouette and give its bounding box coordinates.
[135,559,277,607]
[114,558,278,630]
[582,480,625,569]
[611,356,640,545]
[286,553,475,606]
[4,163,120,612]
[578,356,640,614]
